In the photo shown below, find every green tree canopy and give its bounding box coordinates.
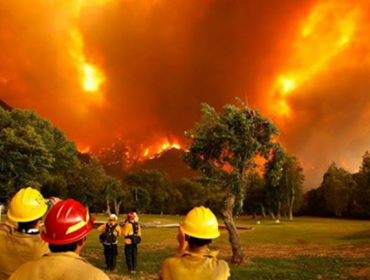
[321,162,356,216]
[183,100,279,264]
[0,108,79,202]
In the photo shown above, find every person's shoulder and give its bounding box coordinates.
[212,258,230,279]
[86,265,110,280]
[71,258,109,280]
[216,259,230,269]
[161,256,180,267]
[9,258,40,279]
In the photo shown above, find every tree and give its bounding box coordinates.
[300,187,327,216]
[41,176,68,199]
[351,150,370,217]
[174,178,224,215]
[0,108,53,202]
[184,100,279,264]
[0,108,80,203]
[264,146,304,220]
[264,144,285,219]
[9,109,79,176]
[243,173,267,218]
[280,154,304,221]
[124,170,178,214]
[321,163,355,216]
[68,158,109,210]
[102,177,125,215]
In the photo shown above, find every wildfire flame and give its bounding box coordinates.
[142,139,182,158]
[68,2,107,99]
[79,146,91,154]
[70,28,105,96]
[270,0,361,117]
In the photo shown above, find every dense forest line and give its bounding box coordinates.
[1,106,369,219]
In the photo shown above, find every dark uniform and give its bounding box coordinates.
[97,222,121,270]
[123,221,141,272]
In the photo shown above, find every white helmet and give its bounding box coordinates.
[109,214,118,221]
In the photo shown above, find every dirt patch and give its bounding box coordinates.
[217,244,370,259]
[105,272,158,280]
[349,267,370,279]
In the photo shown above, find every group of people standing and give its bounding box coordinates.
[0,187,230,280]
[97,212,141,273]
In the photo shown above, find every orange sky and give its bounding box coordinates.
[1,0,370,188]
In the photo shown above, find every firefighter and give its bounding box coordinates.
[159,206,230,280]
[9,199,109,280]
[123,212,141,274]
[98,214,122,271]
[0,187,59,280]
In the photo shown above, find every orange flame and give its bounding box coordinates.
[79,146,91,154]
[270,0,361,117]
[69,28,105,97]
[68,1,108,102]
[142,139,183,159]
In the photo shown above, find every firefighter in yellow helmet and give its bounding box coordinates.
[9,199,109,280]
[0,187,60,280]
[159,206,230,280]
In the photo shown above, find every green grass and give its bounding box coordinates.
[84,215,370,279]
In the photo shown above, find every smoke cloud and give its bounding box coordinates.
[1,0,370,188]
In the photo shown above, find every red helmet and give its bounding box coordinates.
[41,199,95,245]
[127,212,135,220]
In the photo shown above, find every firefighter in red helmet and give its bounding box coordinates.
[9,199,109,280]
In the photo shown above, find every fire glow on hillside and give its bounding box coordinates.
[1,0,370,187]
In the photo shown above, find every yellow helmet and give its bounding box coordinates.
[7,187,48,222]
[181,206,220,239]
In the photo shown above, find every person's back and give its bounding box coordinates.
[159,206,230,280]
[0,188,51,280]
[9,199,109,280]
[0,222,48,280]
[9,252,107,280]
[160,250,229,280]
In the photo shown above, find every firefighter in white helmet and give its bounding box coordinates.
[98,214,122,271]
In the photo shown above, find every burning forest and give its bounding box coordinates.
[1,0,370,188]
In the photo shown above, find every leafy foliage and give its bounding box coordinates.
[0,108,79,202]
[184,101,279,214]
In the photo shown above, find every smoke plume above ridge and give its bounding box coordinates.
[1,0,370,188]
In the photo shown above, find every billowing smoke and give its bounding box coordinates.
[1,0,370,188]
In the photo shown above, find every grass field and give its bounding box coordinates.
[84,215,370,280]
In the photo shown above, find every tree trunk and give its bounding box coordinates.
[114,200,122,216]
[268,208,275,220]
[106,199,111,216]
[277,201,281,220]
[221,195,244,264]
[260,204,266,218]
[289,188,295,221]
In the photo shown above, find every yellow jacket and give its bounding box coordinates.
[97,221,122,244]
[0,222,49,280]
[9,252,109,280]
[123,222,141,245]
[159,251,230,280]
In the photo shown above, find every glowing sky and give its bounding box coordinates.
[1,0,370,188]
